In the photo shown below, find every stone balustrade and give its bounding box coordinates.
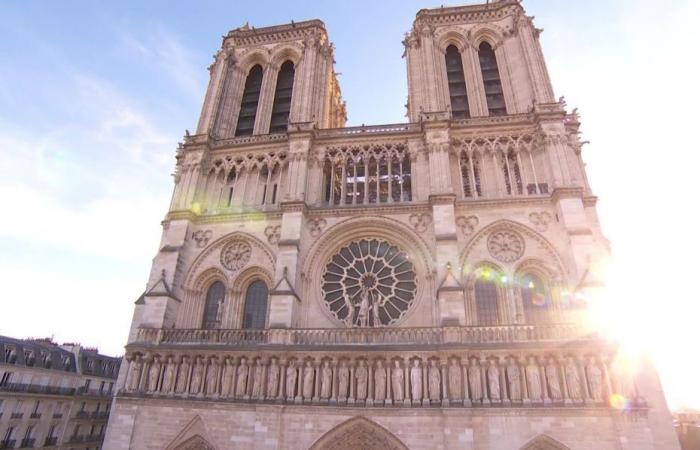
[121,347,638,410]
[134,323,590,348]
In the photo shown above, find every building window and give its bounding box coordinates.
[0,371,12,386]
[269,60,295,133]
[202,281,225,329]
[520,274,552,324]
[502,150,523,195]
[478,42,506,116]
[2,426,14,445]
[459,151,482,198]
[445,45,470,119]
[242,280,269,329]
[235,64,263,136]
[474,278,499,325]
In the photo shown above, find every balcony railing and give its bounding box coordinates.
[75,386,112,397]
[51,413,63,419]
[135,323,590,348]
[0,440,15,449]
[74,411,89,419]
[44,437,57,446]
[10,412,23,419]
[18,439,34,448]
[91,411,109,420]
[29,412,41,419]
[0,383,75,396]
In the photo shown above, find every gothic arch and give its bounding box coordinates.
[237,49,270,74]
[519,434,571,450]
[228,265,274,328]
[468,24,506,49]
[301,215,435,327]
[270,43,303,66]
[460,219,567,283]
[309,416,409,450]
[165,416,218,450]
[436,29,468,53]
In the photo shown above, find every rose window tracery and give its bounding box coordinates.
[487,230,525,262]
[220,240,251,271]
[321,238,417,327]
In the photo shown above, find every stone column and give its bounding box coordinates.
[253,62,280,135]
[196,48,229,135]
[462,360,471,407]
[440,360,449,407]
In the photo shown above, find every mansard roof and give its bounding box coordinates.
[0,335,77,373]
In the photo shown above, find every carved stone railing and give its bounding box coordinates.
[134,323,590,348]
[315,123,419,138]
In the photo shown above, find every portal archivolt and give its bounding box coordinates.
[309,416,409,450]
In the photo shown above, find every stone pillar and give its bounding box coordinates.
[196,48,229,135]
[253,63,280,135]
[440,360,449,407]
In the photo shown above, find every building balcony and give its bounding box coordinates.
[43,436,58,446]
[29,412,41,419]
[75,386,112,397]
[90,411,110,420]
[134,323,591,349]
[0,383,75,396]
[10,412,23,419]
[18,439,34,448]
[74,411,89,419]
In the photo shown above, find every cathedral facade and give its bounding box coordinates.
[103,1,679,449]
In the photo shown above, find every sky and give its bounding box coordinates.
[0,0,698,410]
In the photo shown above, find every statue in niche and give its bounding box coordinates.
[506,358,521,401]
[252,360,265,398]
[526,356,542,400]
[428,360,441,401]
[565,357,582,400]
[320,361,332,399]
[343,286,389,328]
[302,361,315,399]
[205,359,218,395]
[586,357,603,401]
[147,356,161,393]
[374,360,387,400]
[127,356,142,391]
[286,361,297,398]
[215,295,224,325]
[267,359,280,398]
[487,360,500,400]
[391,360,404,401]
[410,360,423,401]
[355,360,368,400]
[448,358,462,401]
[235,357,248,397]
[468,359,482,401]
[175,357,190,394]
[162,356,176,394]
[221,358,233,397]
[337,360,349,399]
[358,288,371,327]
[190,357,204,395]
[545,357,562,400]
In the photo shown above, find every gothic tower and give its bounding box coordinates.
[104,2,679,449]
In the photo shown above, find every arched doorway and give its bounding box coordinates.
[309,416,409,450]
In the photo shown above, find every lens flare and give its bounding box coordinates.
[609,393,628,410]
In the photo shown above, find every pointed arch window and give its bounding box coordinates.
[242,280,268,329]
[445,45,470,119]
[235,64,263,136]
[269,61,295,133]
[202,281,225,329]
[478,42,506,116]
[520,274,552,324]
[474,278,499,325]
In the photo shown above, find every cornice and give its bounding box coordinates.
[225,19,327,47]
[414,1,522,28]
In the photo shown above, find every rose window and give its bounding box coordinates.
[321,238,417,327]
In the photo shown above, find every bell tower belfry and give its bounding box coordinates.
[197,20,346,138]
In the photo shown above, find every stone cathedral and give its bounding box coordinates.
[103,1,680,449]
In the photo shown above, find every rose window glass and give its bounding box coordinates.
[321,238,417,327]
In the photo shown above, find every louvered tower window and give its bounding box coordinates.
[235,64,263,136]
[478,42,506,116]
[269,61,295,133]
[445,45,470,119]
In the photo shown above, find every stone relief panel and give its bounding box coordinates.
[456,215,479,236]
[408,213,432,233]
[192,230,213,248]
[307,218,327,237]
[487,229,525,263]
[220,240,252,272]
[264,225,281,245]
[529,211,552,232]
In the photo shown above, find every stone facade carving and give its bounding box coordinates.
[456,215,479,236]
[192,229,213,248]
[487,229,525,262]
[264,225,281,245]
[428,360,441,401]
[410,360,423,401]
[307,218,327,237]
[220,240,251,271]
[391,360,404,402]
[528,211,552,232]
[409,213,432,233]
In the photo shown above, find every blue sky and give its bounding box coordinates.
[1,1,698,409]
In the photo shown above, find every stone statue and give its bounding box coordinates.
[448,358,461,401]
[205,359,218,395]
[468,359,482,401]
[487,360,500,400]
[545,358,562,400]
[565,357,582,401]
[374,360,387,400]
[286,362,297,398]
[320,361,332,399]
[302,361,315,399]
[175,357,190,394]
[127,356,142,392]
[337,360,349,399]
[506,358,521,401]
[355,360,368,400]
[391,360,404,401]
[162,356,176,394]
[267,359,280,398]
[221,358,233,397]
[190,357,204,395]
[358,288,370,327]
[215,295,224,325]
[586,357,603,401]
[410,360,422,401]
[526,357,542,401]
[235,357,248,397]
[428,360,441,401]
[147,357,161,393]
[343,293,354,327]
[252,360,265,398]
